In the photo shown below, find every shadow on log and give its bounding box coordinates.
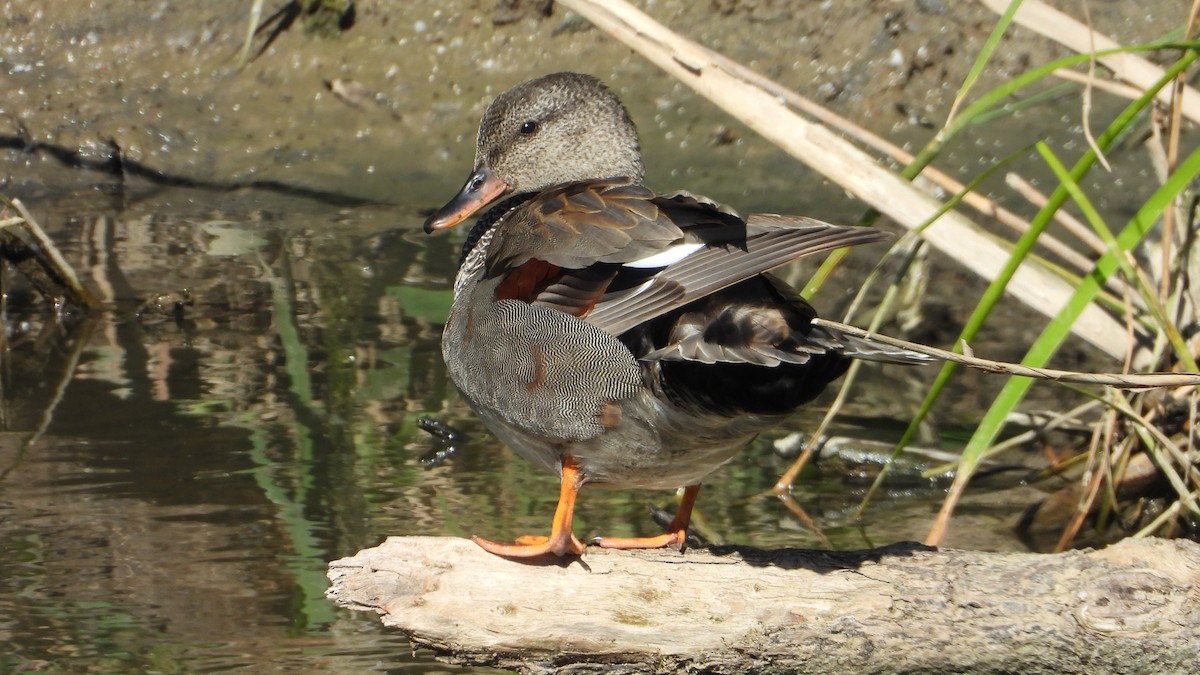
[326,536,1200,674]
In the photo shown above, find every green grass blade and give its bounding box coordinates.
[909,41,1199,184]
[912,48,1200,536]
[804,40,1200,301]
[1036,143,1199,372]
[944,0,1025,128]
[965,138,1200,457]
[852,149,1028,513]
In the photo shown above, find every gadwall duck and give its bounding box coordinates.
[424,72,924,558]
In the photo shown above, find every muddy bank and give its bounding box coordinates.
[2,1,1186,214]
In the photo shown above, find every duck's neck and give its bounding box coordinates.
[457,192,538,268]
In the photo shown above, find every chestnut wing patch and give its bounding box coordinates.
[486,178,688,318]
[493,263,619,319]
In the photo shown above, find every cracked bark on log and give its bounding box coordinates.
[326,536,1200,674]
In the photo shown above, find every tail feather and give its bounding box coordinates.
[814,326,934,365]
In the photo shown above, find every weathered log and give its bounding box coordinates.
[326,536,1200,674]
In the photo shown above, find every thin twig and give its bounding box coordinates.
[1052,68,1145,100]
[1055,410,1110,551]
[1159,0,1200,299]
[979,0,1200,124]
[1004,172,1144,307]
[1131,488,1200,537]
[1078,0,1113,172]
[237,0,265,68]
[812,318,1200,388]
[26,320,97,447]
[1007,173,1108,257]
[923,401,1104,478]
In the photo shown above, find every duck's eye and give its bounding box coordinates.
[519,120,539,135]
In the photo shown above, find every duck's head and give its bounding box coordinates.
[423,72,644,233]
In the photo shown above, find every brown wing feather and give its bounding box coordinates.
[483,181,892,345]
[485,179,684,277]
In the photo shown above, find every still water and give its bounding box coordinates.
[0,183,1041,672]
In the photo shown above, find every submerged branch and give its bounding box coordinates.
[1,199,101,311]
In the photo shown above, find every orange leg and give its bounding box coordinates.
[593,484,702,552]
[472,456,587,558]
